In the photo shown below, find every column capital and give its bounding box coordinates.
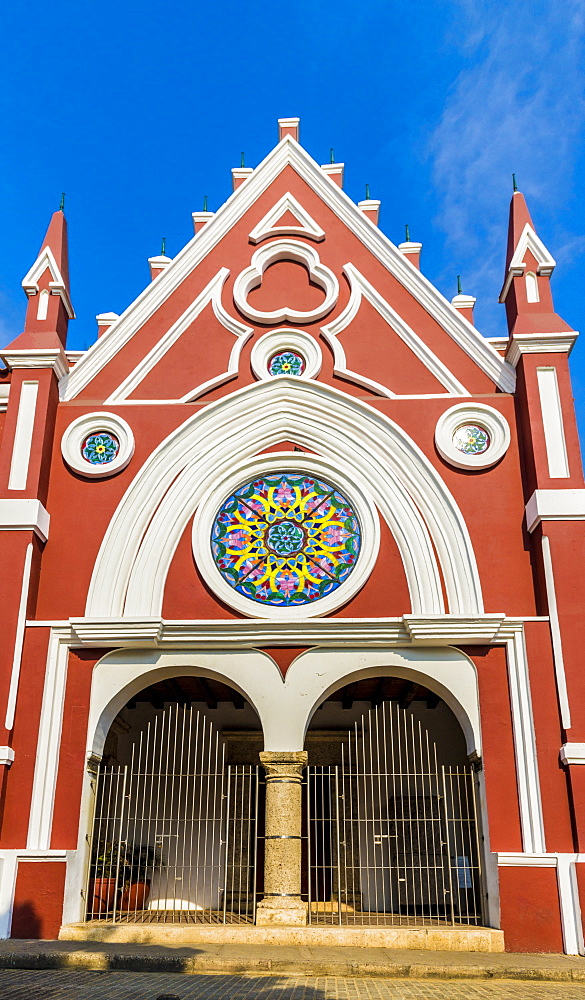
[259,750,307,781]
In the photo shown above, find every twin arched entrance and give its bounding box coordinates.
[85,649,486,928]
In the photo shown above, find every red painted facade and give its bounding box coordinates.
[0,118,583,952]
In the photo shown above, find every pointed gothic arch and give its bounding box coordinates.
[86,378,484,618]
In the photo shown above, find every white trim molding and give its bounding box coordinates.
[497,852,585,955]
[560,744,585,765]
[249,192,325,243]
[104,269,253,404]
[21,244,75,319]
[525,489,585,532]
[0,498,50,540]
[85,378,483,619]
[192,452,380,620]
[8,381,38,491]
[0,748,15,766]
[233,239,339,324]
[506,332,578,367]
[435,402,511,470]
[0,384,10,412]
[250,328,322,381]
[537,367,570,478]
[61,412,135,478]
[541,535,571,730]
[321,264,469,398]
[504,624,546,854]
[499,223,557,302]
[62,135,514,400]
[5,543,33,731]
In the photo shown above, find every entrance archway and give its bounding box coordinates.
[302,676,485,927]
[86,674,264,925]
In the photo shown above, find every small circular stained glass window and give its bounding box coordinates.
[211,472,361,608]
[452,424,490,455]
[81,432,120,465]
[268,350,306,377]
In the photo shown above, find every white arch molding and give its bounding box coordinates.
[87,646,482,758]
[86,378,484,618]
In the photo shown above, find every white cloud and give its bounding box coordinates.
[428,0,585,332]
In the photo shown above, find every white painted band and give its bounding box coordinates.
[8,381,38,491]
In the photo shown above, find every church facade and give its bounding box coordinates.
[1,117,584,954]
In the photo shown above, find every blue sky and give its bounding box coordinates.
[2,0,584,436]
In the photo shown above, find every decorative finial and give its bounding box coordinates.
[365,184,370,200]
[240,152,245,168]
[405,224,410,243]
[203,195,208,212]
[512,173,518,192]
[330,148,335,164]
[161,237,166,256]
[59,193,65,212]
[457,275,462,295]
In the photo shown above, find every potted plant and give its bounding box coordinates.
[88,841,131,915]
[119,843,161,912]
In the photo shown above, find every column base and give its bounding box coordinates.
[256,897,308,926]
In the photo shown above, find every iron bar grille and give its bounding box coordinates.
[305,702,484,926]
[86,704,261,923]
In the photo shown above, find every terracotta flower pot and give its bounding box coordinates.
[89,877,118,915]
[120,880,151,912]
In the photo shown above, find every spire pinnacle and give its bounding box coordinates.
[512,173,518,192]
[161,237,166,256]
[405,224,410,243]
[330,148,335,164]
[457,275,462,295]
[59,192,65,212]
[240,152,245,168]
[203,195,208,212]
[365,184,370,200]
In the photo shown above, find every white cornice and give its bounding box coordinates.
[560,743,585,766]
[0,747,15,766]
[0,499,50,541]
[0,349,68,379]
[506,332,578,367]
[66,614,524,648]
[62,136,515,400]
[0,384,10,411]
[525,489,585,532]
[451,294,476,310]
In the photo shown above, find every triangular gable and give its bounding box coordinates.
[62,135,515,401]
[509,223,556,275]
[499,223,557,302]
[22,245,75,318]
[248,192,325,243]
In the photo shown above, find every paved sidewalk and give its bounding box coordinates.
[0,969,585,999]
[0,939,584,982]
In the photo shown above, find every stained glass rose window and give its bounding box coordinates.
[268,350,306,377]
[81,432,120,465]
[211,472,361,607]
[452,424,490,456]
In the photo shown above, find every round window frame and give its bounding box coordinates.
[61,412,135,478]
[251,328,322,382]
[435,402,510,470]
[192,453,379,620]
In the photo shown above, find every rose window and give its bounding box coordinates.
[210,472,361,607]
[452,424,490,455]
[81,432,120,465]
[268,350,306,377]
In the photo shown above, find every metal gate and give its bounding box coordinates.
[306,702,484,926]
[86,704,261,923]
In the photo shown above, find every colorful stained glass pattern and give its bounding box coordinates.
[268,350,306,376]
[81,432,120,465]
[211,472,361,607]
[452,424,490,455]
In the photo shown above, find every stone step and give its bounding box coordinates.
[0,939,584,982]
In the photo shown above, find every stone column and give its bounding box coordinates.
[256,750,308,926]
